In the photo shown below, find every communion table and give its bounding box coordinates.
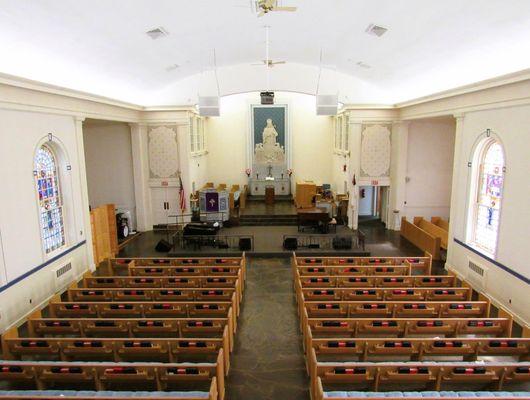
[249,178,290,196]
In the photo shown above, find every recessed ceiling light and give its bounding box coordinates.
[365,23,388,37]
[146,27,168,40]
[356,61,371,69]
[165,64,180,72]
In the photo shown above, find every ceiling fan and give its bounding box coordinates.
[251,59,286,68]
[256,0,297,17]
[251,26,286,69]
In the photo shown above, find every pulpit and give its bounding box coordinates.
[265,186,275,205]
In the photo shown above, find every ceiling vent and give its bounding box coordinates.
[356,61,371,69]
[365,23,388,37]
[146,27,168,40]
[165,64,180,72]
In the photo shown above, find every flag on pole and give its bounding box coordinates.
[178,173,186,212]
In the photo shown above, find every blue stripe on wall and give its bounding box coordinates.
[0,240,86,293]
[453,238,529,284]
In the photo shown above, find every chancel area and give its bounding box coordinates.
[0,1,529,399]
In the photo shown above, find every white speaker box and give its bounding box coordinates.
[316,94,338,116]
[198,96,220,117]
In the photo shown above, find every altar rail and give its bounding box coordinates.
[283,231,366,252]
[172,233,254,252]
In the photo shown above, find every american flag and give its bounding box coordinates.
[178,173,186,212]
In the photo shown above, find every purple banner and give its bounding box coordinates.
[205,192,219,212]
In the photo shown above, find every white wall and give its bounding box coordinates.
[83,120,137,227]
[447,104,530,324]
[205,92,334,191]
[0,109,90,332]
[404,118,455,221]
[331,153,349,195]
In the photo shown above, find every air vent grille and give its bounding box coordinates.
[468,261,485,277]
[466,259,488,291]
[56,263,72,278]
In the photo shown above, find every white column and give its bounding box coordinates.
[73,116,95,270]
[177,123,190,208]
[388,121,410,230]
[446,114,465,267]
[347,120,362,230]
[130,123,152,231]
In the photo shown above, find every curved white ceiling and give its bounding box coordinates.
[0,0,529,106]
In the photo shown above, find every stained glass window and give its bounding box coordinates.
[471,140,504,256]
[34,145,65,254]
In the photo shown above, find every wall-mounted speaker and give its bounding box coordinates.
[316,94,338,116]
[198,96,220,117]
[260,91,275,105]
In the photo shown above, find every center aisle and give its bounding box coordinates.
[227,258,309,399]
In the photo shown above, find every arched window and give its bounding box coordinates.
[34,144,66,254]
[469,138,505,257]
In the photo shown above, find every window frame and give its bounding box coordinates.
[190,115,207,156]
[34,143,67,257]
[466,135,505,259]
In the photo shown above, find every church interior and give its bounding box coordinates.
[0,1,529,399]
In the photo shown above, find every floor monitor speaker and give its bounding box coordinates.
[155,239,172,252]
[239,238,252,251]
[283,237,298,250]
[332,236,352,250]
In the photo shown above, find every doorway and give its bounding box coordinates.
[358,185,389,225]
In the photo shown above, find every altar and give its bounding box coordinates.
[248,106,291,196]
[249,178,291,196]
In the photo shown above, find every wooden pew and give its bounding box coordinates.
[83,275,239,289]
[294,255,432,274]
[65,288,239,315]
[128,265,242,278]
[2,335,230,373]
[297,265,412,276]
[46,301,234,323]
[108,256,246,282]
[300,287,471,302]
[0,392,218,400]
[414,216,449,250]
[110,256,242,267]
[81,273,243,302]
[309,337,530,362]
[23,318,234,352]
[303,301,490,319]
[400,217,441,260]
[0,355,226,400]
[313,377,528,400]
[298,275,457,288]
[311,361,530,395]
[305,317,512,341]
[431,216,449,232]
